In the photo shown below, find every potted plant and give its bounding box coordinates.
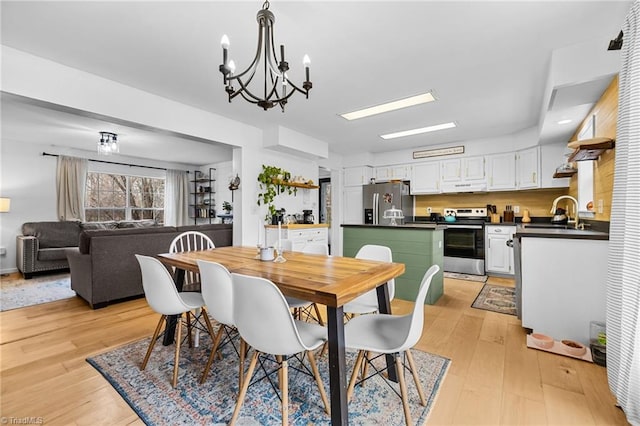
[222,201,233,215]
[257,165,297,221]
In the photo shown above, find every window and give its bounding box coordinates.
[85,172,165,223]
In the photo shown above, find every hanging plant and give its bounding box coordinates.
[257,165,297,221]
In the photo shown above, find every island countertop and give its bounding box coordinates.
[265,224,329,229]
[341,223,446,230]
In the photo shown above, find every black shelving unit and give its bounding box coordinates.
[189,167,216,225]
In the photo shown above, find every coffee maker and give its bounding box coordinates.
[303,210,314,224]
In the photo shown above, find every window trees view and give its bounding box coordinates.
[85,173,165,223]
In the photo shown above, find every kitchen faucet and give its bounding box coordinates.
[550,195,580,229]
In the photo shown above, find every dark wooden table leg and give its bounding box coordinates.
[376,282,398,382]
[327,305,348,425]
[163,268,185,346]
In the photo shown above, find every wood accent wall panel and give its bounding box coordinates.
[568,75,618,221]
[414,188,567,219]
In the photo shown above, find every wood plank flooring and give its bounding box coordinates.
[0,275,629,425]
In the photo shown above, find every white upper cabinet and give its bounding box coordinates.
[410,162,440,194]
[440,158,462,182]
[487,152,517,191]
[441,156,485,183]
[375,164,410,182]
[344,166,373,187]
[517,147,540,189]
[464,156,486,181]
[440,156,486,192]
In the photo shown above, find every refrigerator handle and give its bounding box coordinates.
[373,193,378,225]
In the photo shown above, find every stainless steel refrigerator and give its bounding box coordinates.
[363,182,412,225]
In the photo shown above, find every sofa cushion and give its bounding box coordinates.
[22,221,81,248]
[81,221,118,230]
[38,247,74,261]
[117,220,158,228]
[78,226,178,254]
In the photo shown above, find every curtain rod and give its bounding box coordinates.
[42,152,172,171]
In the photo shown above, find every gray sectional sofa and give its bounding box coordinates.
[65,223,232,309]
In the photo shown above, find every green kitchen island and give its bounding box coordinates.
[342,224,444,304]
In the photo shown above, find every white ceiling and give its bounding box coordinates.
[0,1,632,165]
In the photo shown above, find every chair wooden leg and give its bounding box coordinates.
[172,313,183,388]
[281,358,288,426]
[186,311,193,348]
[307,350,330,414]
[406,349,427,406]
[230,350,260,425]
[347,350,365,402]
[312,303,325,326]
[194,307,202,347]
[239,338,246,389]
[395,355,412,426]
[361,351,371,385]
[199,320,224,384]
[141,315,165,370]
[276,355,283,387]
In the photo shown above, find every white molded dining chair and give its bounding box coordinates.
[343,245,395,316]
[135,254,216,388]
[300,243,329,255]
[170,231,214,347]
[344,264,440,426]
[230,273,330,425]
[197,260,246,387]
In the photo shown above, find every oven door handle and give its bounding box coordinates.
[445,225,483,229]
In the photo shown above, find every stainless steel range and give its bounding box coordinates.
[442,207,487,275]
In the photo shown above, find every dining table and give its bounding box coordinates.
[157,245,405,426]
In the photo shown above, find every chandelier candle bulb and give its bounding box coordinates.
[303,54,310,82]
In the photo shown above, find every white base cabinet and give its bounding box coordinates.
[485,225,516,274]
[265,226,329,252]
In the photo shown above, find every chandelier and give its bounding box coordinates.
[219,0,312,112]
[98,132,119,155]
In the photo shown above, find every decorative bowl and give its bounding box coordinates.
[561,339,587,356]
[530,333,554,349]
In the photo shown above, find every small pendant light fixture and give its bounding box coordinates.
[218,0,312,112]
[98,132,119,155]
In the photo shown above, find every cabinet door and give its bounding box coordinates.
[486,233,511,273]
[410,162,440,194]
[344,167,372,187]
[375,167,390,182]
[463,156,485,181]
[487,152,516,190]
[343,186,364,224]
[440,159,461,182]
[517,147,540,189]
[390,165,410,180]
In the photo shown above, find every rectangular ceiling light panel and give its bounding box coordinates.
[340,92,436,121]
[380,121,457,140]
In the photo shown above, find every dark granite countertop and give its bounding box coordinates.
[515,224,609,240]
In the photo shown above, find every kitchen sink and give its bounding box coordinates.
[521,223,571,229]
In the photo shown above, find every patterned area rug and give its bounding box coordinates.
[443,271,488,283]
[0,272,76,311]
[87,332,450,425]
[471,283,516,315]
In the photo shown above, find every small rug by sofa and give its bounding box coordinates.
[87,333,450,425]
[0,272,76,311]
[471,283,516,316]
[443,271,488,283]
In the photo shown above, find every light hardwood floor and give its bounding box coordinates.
[0,274,629,425]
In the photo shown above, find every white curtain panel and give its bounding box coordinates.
[56,155,88,221]
[165,169,190,226]
[607,1,640,424]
